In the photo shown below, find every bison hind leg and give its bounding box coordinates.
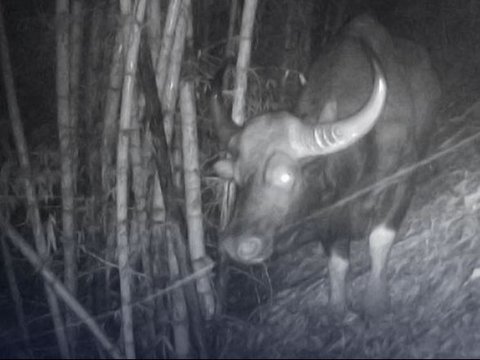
[364,224,396,317]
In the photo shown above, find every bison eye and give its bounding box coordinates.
[264,152,297,189]
[270,166,295,188]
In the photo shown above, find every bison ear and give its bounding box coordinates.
[318,100,337,123]
[214,159,235,180]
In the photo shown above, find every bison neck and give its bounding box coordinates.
[296,133,386,241]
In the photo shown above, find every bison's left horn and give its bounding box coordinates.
[290,47,387,157]
[209,59,241,148]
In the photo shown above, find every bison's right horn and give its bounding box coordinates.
[290,45,387,158]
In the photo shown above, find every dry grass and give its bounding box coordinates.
[216,102,480,358]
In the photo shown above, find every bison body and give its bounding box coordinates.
[212,15,441,316]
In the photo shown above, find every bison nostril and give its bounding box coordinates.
[237,236,263,261]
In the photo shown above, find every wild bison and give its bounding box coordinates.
[211,15,441,316]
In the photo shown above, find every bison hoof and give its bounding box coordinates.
[363,291,390,318]
[328,306,359,324]
[329,300,359,323]
[330,302,346,318]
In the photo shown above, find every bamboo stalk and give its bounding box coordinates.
[140,29,179,356]
[101,12,124,196]
[225,0,239,57]
[130,84,157,356]
[144,3,206,352]
[56,0,76,354]
[0,2,70,357]
[150,173,169,352]
[172,118,184,190]
[69,0,83,186]
[180,81,215,319]
[116,0,147,357]
[232,0,258,126]
[146,0,162,65]
[85,1,104,189]
[162,0,188,146]
[101,4,124,304]
[155,0,182,98]
[167,234,190,358]
[83,5,105,322]
[67,0,84,349]
[170,0,194,191]
[145,36,193,357]
[57,0,77,301]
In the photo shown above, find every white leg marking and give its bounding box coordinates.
[369,224,396,279]
[328,251,349,314]
[365,224,396,316]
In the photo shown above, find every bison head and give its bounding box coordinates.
[212,48,387,265]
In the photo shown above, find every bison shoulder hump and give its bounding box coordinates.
[346,14,393,56]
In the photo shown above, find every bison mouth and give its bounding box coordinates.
[221,233,274,264]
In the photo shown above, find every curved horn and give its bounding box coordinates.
[209,60,241,148]
[290,45,387,157]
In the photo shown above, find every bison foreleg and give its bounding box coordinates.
[328,250,349,315]
[364,224,396,317]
